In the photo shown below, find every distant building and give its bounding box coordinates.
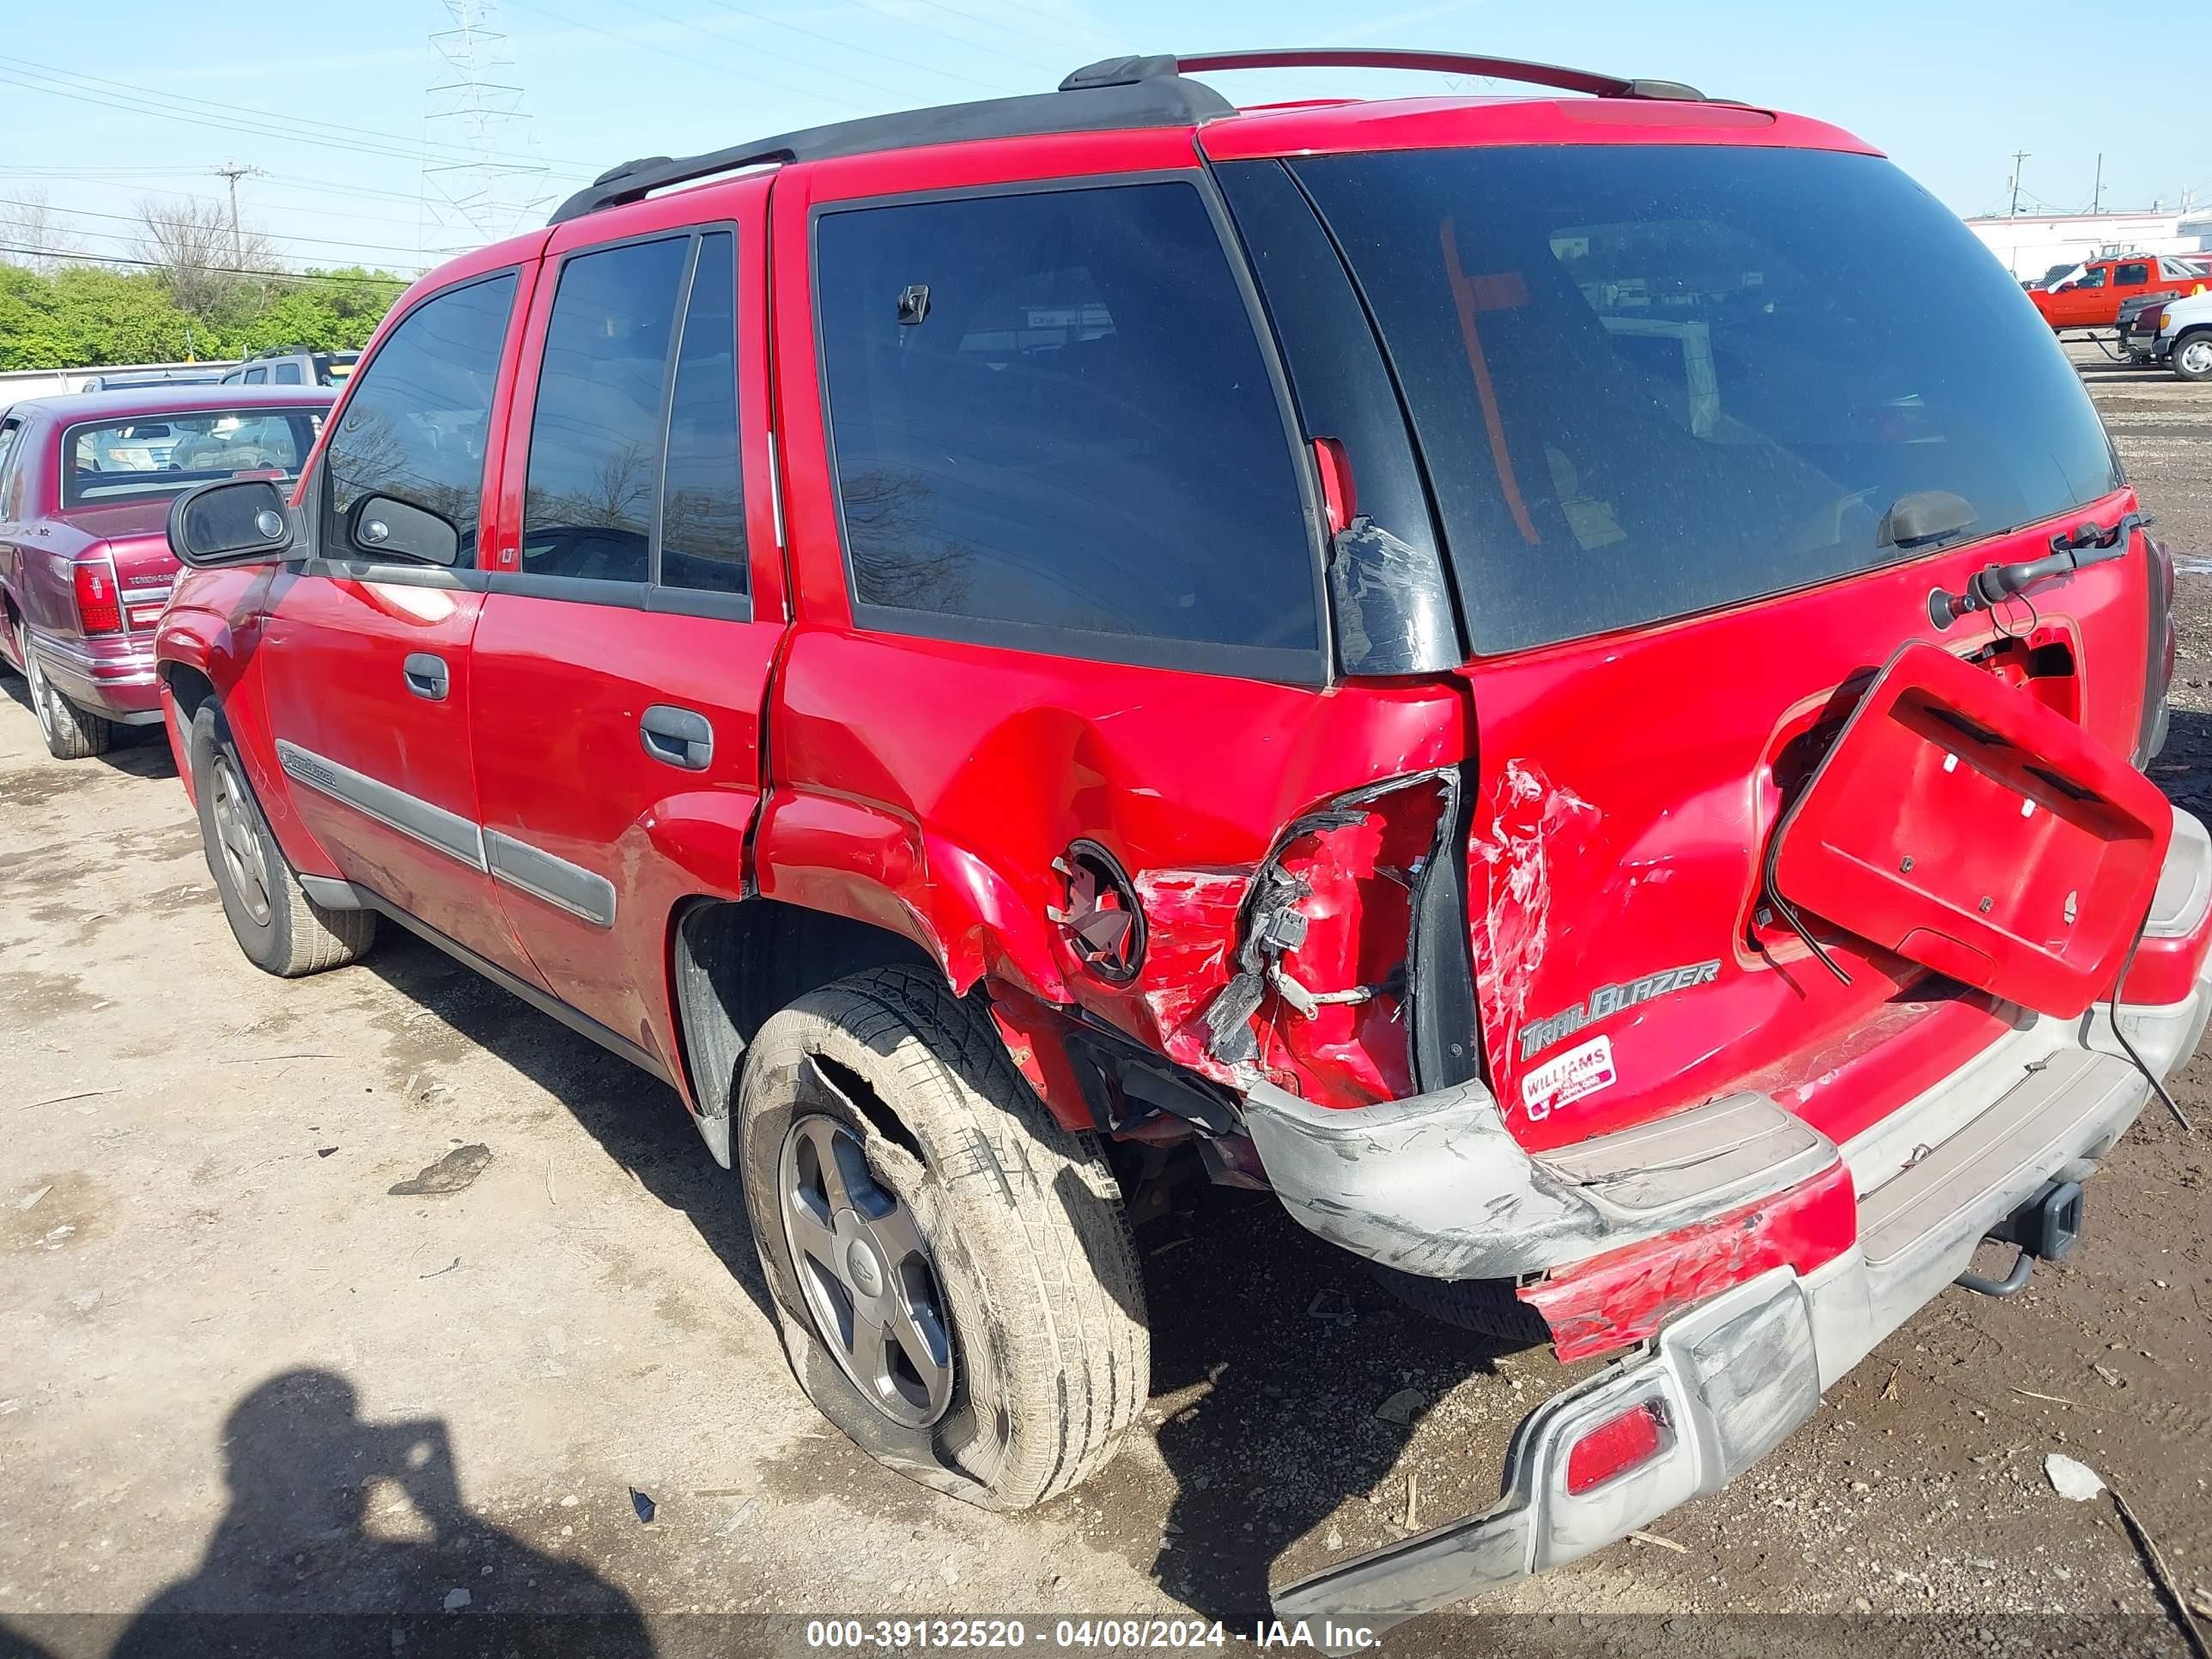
[1966,209,2212,280]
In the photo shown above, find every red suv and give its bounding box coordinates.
[155,49,2209,1635]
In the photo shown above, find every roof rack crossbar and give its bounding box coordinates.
[550,46,1703,224]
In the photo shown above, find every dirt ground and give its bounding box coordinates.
[3,349,2210,1658]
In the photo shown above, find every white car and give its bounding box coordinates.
[2157,289,2212,382]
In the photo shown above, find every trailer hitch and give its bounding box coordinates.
[1954,1178,2086,1298]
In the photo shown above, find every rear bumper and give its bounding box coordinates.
[1260,809,2212,1639]
[28,628,163,723]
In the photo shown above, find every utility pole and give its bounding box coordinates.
[210,161,262,264]
[2092,153,2103,214]
[2009,151,2030,216]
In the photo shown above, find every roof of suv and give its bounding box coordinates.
[548,47,1878,224]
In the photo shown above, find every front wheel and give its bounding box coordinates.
[2174,331,2212,383]
[18,621,112,760]
[737,965,1148,1510]
[189,702,375,976]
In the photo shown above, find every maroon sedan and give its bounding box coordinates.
[0,385,332,758]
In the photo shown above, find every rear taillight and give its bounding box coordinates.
[1565,1399,1668,1496]
[71,563,121,635]
[2145,304,2170,332]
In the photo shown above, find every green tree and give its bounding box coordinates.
[0,256,407,369]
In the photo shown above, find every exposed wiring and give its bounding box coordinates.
[2108,909,2196,1133]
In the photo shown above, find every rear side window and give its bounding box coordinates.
[657,231,747,595]
[813,181,1319,677]
[273,362,303,385]
[521,235,690,584]
[1293,146,2124,654]
[325,270,517,553]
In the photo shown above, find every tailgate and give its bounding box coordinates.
[1769,641,2171,1018]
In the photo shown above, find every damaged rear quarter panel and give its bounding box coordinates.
[761,629,1468,1116]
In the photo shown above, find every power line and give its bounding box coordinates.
[0,198,429,264]
[503,0,878,117]
[0,51,588,172]
[0,242,412,289]
[0,63,591,185]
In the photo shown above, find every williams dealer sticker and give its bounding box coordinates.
[1521,1035,1617,1121]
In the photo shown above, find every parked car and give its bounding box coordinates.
[218,347,360,388]
[0,386,331,758]
[154,47,2209,1637]
[2145,289,2212,380]
[2031,252,2210,331]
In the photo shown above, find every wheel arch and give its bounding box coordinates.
[666,895,942,1167]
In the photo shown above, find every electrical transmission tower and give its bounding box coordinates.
[420,0,549,258]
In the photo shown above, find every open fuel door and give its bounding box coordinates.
[1769,641,2171,1018]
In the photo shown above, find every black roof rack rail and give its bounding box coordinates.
[550,46,1702,224]
[1098,48,1705,104]
[548,73,1234,223]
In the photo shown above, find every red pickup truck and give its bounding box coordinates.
[2031,252,2211,331]
[151,46,2209,1638]
[0,386,331,757]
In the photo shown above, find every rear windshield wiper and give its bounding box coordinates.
[1929,512,2148,629]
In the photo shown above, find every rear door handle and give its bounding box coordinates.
[403,653,450,702]
[640,704,713,770]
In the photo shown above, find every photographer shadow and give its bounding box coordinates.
[103,1367,652,1658]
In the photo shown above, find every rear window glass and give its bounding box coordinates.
[1292,146,2123,653]
[813,180,1320,677]
[63,410,324,507]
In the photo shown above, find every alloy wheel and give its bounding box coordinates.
[777,1093,955,1429]
[209,753,276,927]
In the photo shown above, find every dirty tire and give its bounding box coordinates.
[189,702,375,977]
[738,964,1148,1510]
[2174,330,2212,383]
[1370,1262,1553,1349]
[18,620,112,760]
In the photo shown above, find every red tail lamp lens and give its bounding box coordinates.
[72,564,121,635]
[1565,1400,1667,1496]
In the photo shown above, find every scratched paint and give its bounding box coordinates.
[1468,760,1601,1088]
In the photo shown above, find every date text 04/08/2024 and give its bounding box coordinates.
[801,1618,1378,1649]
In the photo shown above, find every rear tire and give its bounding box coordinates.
[737,964,1147,1510]
[189,702,375,977]
[2174,330,2212,383]
[18,621,112,760]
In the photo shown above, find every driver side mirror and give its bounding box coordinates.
[167,477,297,568]
[345,494,459,568]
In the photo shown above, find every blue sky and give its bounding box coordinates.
[1,0,2205,276]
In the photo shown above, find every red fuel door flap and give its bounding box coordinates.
[1769,641,2170,1018]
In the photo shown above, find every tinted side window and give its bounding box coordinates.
[520,235,690,584]
[273,362,304,385]
[325,271,516,552]
[814,182,1318,672]
[658,231,746,595]
[0,422,21,518]
[244,367,266,384]
[2116,262,2151,286]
